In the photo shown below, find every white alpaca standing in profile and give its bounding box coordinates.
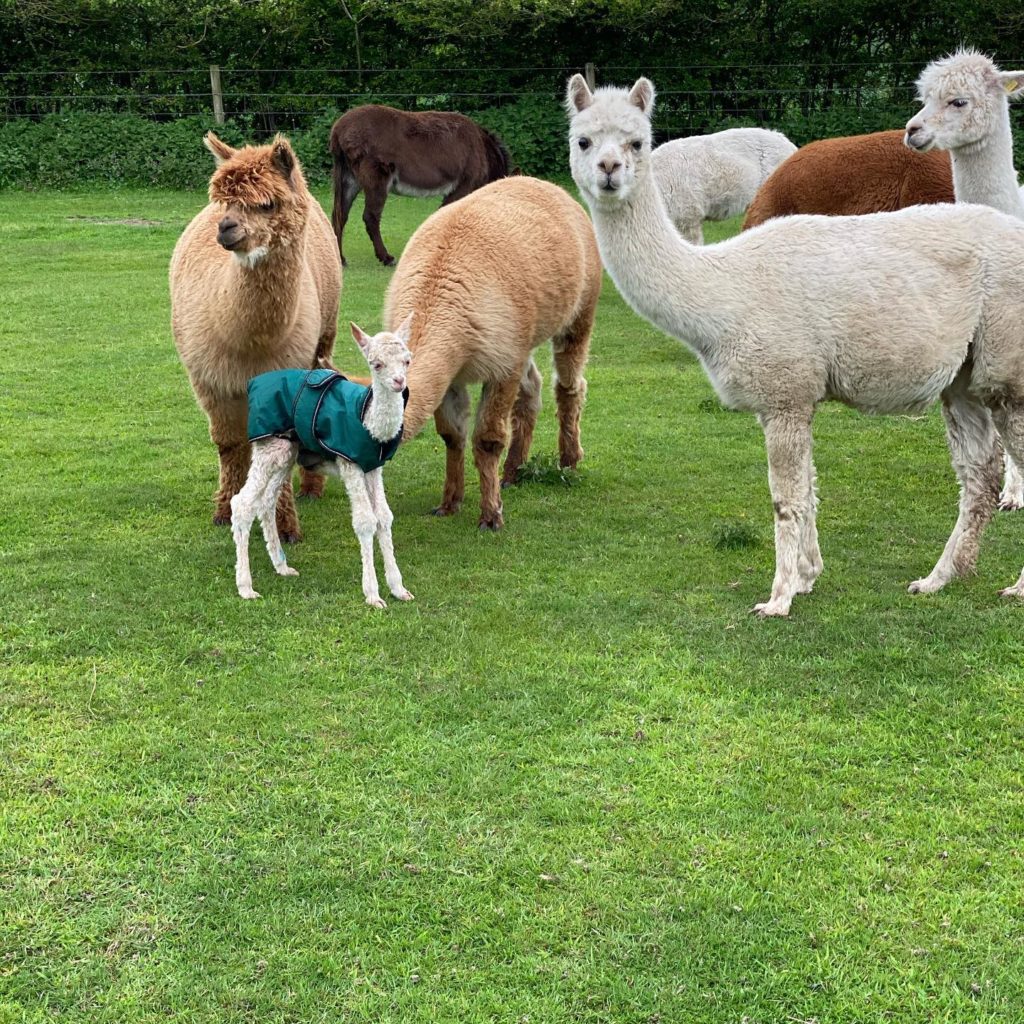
[651,127,796,243]
[566,73,1024,617]
[231,320,415,607]
[906,49,1024,510]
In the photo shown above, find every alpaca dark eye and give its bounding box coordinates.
[950,98,968,108]
[578,137,590,151]
[631,140,642,151]
[372,361,383,371]
[259,200,275,211]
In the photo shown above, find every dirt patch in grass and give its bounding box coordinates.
[67,216,164,227]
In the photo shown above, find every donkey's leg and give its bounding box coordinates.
[987,405,1024,596]
[432,384,471,516]
[441,179,476,206]
[502,359,543,487]
[202,392,250,526]
[362,177,396,266]
[552,303,594,469]
[909,381,1000,594]
[339,464,386,608]
[256,441,301,580]
[331,157,361,267]
[754,411,815,617]
[473,370,526,531]
[998,450,1024,511]
[366,467,414,601]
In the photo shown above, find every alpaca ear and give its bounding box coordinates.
[204,132,236,166]
[998,71,1024,98]
[394,311,415,344]
[566,73,593,114]
[270,136,297,184]
[350,321,372,352]
[628,78,655,117]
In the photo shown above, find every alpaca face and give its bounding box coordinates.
[204,133,308,263]
[352,314,415,393]
[905,50,1024,153]
[566,75,655,205]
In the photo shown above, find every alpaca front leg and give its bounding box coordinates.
[205,394,250,525]
[754,414,814,617]
[998,450,1024,511]
[340,466,386,608]
[366,469,414,601]
[910,385,999,594]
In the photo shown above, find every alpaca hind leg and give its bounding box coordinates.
[339,465,386,608]
[204,394,250,526]
[502,359,543,486]
[230,441,286,599]
[257,442,300,579]
[909,382,1000,594]
[361,179,395,266]
[473,372,524,530]
[988,405,1024,597]
[552,307,593,468]
[754,413,815,617]
[998,450,1024,511]
[432,384,470,516]
[366,468,413,601]
[796,453,823,594]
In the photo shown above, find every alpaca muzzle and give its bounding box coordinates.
[217,216,246,251]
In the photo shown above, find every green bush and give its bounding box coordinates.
[472,94,566,178]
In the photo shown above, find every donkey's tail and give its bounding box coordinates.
[329,140,356,252]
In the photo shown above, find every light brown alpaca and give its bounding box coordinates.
[384,176,601,530]
[170,132,341,540]
[743,130,954,229]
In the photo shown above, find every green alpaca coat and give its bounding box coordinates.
[247,368,406,473]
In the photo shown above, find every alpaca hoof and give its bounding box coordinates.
[999,585,1024,598]
[907,577,942,595]
[392,588,415,601]
[238,587,261,600]
[213,512,232,526]
[478,513,504,531]
[432,503,461,517]
[366,596,387,609]
[998,495,1024,511]
[276,565,299,577]
[751,599,790,618]
[559,448,583,469]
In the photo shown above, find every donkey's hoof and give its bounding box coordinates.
[382,256,396,267]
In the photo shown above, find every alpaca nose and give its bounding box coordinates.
[391,375,406,391]
[598,158,622,176]
[217,216,244,249]
[906,124,921,138]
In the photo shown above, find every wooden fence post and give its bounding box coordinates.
[209,65,225,125]
[584,63,597,92]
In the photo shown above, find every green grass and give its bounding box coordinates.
[2,186,1023,1023]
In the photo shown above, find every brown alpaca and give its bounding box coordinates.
[383,176,602,530]
[170,133,341,540]
[743,129,954,229]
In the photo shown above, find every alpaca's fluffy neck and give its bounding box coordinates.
[584,172,728,360]
[226,217,309,335]
[950,107,1024,218]
[363,379,405,442]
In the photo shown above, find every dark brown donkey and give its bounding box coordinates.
[329,104,512,266]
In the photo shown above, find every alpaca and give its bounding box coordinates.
[231,318,415,606]
[906,49,1024,511]
[170,132,342,541]
[651,128,796,243]
[567,74,1024,616]
[742,130,954,229]
[383,175,602,530]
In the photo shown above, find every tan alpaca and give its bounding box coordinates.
[170,132,341,540]
[383,176,602,530]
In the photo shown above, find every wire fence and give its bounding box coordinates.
[0,62,944,139]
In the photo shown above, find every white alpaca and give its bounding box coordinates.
[231,319,415,607]
[906,49,1024,510]
[567,74,1024,617]
[651,128,796,243]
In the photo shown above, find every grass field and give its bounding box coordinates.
[2,185,1023,1023]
